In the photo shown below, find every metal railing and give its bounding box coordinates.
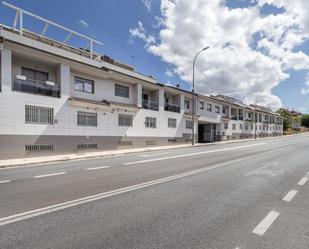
[142,100,159,111]
[13,78,61,98]
[2,1,103,59]
[164,103,180,113]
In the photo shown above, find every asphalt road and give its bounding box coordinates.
[1,134,309,249]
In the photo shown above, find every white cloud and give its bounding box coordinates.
[301,73,309,94]
[129,21,155,46]
[130,0,309,108]
[78,19,89,28]
[142,0,152,11]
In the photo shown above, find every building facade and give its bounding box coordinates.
[0,10,283,159]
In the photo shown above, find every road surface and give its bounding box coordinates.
[0,135,309,249]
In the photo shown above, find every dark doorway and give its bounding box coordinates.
[198,123,217,143]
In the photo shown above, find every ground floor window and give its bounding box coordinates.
[25,105,54,124]
[77,111,97,127]
[168,118,177,128]
[118,114,133,127]
[145,117,157,128]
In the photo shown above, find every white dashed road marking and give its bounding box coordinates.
[33,172,66,179]
[297,177,308,186]
[0,180,10,184]
[86,166,110,171]
[124,143,265,165]
[282,190,298,202]
[0,155,257,226]
[252,210,280,236]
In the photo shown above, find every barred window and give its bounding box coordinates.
[118,114,133,127]
[77,144,97,150]
[145,117,157,128]
[77,111,97,127]
[115,84,129,98]
[186,120,193,129]
[25,144,53,151]
[168,118,177,128]
[25,105,54,124]
[74,76,94,94]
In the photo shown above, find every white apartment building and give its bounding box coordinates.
[0,4,283,159]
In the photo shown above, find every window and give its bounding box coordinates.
[245,124,248,130]
[200,101,204,110]
[207,103,212,112]
[22,68,48,82]
[186,120,193,129]
[224,122,228,129]
[251,125,254,130]
[145,117,156,128]
[74,77,94,93]
[25,105,54,124]
[185,100,190,109]
[25,144,53,151]
[168,118,177,128]
[118,114,133,127]
[215,106,220,113]
[232,124,236,130]
[240,124,243,129]
[222,106,228,114]
[77,111,97,127]
[77,144,97,150]
[115,84,129,98]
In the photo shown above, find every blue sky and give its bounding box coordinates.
[1,0,309,113]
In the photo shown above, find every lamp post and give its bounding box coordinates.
[192,46,209,145]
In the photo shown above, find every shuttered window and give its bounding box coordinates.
[118,114,133,127]
[77,112,97,127]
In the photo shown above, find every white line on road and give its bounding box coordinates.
[33,172,66,179]
[297,177,308,186]
[0,155,258,227]
[124,143,266,165]
[252,210,280,236]
[282,190,298,202]
[86,166,110,171]
[0,180,10,184]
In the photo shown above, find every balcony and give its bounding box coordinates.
[142,99,159,111]
[165,103,180,113]
[13,77,60,98]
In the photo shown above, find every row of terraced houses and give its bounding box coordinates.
[0,3,283,159]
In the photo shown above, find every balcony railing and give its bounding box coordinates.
[142,99,159,111]
[164,103,180,113]
[231,115,238,120]
[13,78,61,98]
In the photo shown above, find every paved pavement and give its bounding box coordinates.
[0,134,309,248]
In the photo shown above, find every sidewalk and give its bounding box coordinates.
[0,134,304,168]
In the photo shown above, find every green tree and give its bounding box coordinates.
[301,114,309,128]
[277,108,291,131]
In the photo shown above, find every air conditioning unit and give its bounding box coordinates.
[46,81,55,86]
[16,75,26,80]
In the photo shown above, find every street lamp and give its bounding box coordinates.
[192,46,210,145]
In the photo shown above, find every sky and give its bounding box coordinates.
[1,0,309,112]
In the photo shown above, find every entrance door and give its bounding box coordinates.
[198,123,217,143]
